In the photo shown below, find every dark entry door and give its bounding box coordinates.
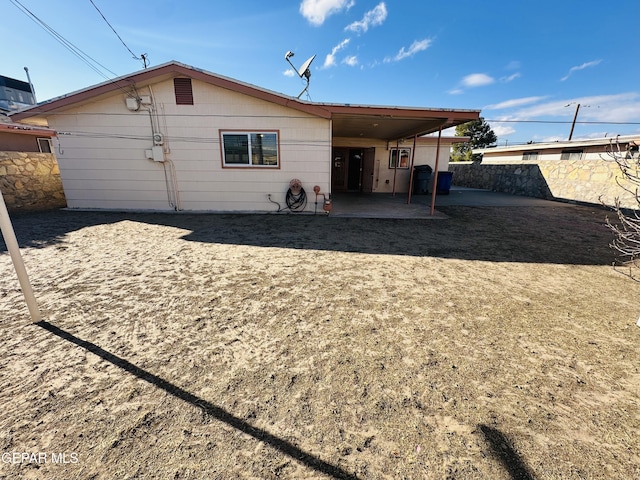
[361,148,375,193]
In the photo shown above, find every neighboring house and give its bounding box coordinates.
[11,61,479,212]
[454,135,640,209]
[0,115,56,152]
[474,135,640,163]
[0,75,36,113]
[0,115,64,212]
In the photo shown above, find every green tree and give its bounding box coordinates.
[451,117,497,162]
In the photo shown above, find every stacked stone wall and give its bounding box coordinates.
[448,159,638,209]
[0,152,67,212]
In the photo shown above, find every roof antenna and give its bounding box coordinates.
[285,51,316,100]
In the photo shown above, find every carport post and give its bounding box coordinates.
[407,135,417,205]
[0,189,41,322]
[429,126,443,216]
[392,138,399,196]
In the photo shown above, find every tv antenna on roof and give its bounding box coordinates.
[285,51,316,100]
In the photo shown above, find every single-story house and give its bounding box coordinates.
[11,61,479,212]
[474,135,640,162]
[0,115,56,153]
[459,135,640,209]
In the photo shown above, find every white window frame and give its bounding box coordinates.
[522,151,539,160]
[37,137,53,153]
[220,130,280,168]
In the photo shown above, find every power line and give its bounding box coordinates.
[9,0,120,82]
[8,0,143,102]
[486,119,640,125]
[89,0,147,68]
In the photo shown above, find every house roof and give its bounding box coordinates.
[474,134,640,155]
[11,61,479,141]
[0,115,56,137]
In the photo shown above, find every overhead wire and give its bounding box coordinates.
[9,0,138,97]
[88,0,147,68]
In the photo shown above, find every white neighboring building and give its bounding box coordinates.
[474,135,640,163]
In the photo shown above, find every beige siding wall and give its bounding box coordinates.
[46,78,331,211]
[334,137,452,193]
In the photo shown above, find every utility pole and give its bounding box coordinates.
[568,103,580,141]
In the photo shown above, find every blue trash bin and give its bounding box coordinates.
[436,171,453,195]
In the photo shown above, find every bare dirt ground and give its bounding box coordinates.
[0,203,638,479]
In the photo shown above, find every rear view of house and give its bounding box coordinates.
[12,61,479,212]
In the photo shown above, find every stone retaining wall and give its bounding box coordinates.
[448,159,638,209]
[0,151,67,212]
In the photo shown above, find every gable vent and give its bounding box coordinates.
[174,78,193,105]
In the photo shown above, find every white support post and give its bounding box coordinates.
[0,189,41,322]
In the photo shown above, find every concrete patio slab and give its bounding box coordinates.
[329,187,575,219]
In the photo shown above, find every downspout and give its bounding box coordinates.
[407,134,417,205]
[429,126,443,216]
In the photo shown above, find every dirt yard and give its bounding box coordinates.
[0,203,638,479]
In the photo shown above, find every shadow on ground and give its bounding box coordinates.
[35,320,359,480]
[478,424,536,480]
[1,204,616,266]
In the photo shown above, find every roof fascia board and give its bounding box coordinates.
[475,135,640,154]
[0,123,56,137]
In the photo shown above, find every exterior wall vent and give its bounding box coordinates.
[174,78,193,105]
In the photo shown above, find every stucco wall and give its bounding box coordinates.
[448,159,638,209]
[333,137,453,193]
[0,151,66,212]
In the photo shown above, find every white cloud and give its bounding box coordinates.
[462,73,495,87]
[323,38,351,68]
[384,38,432,62]
[300,0,355,26]
[484,96,548,110]
[342,55,358,66]
[490,123,516,137]
[504,60,521,70]
[283,69,296,77]
[560,59,602,81]
[500,72,520,83]
[345,2,387,33]
[501,93,640,125]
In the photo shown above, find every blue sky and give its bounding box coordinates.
[5,0,640,145]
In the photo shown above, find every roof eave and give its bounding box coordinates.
[11,61,333,121]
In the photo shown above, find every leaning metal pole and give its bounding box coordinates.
[0,188,41,322]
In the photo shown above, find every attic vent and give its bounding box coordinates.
[174,78,193,105]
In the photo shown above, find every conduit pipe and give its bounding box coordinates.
[0,189,41,322]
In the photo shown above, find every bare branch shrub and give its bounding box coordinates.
[604,137,640,280]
